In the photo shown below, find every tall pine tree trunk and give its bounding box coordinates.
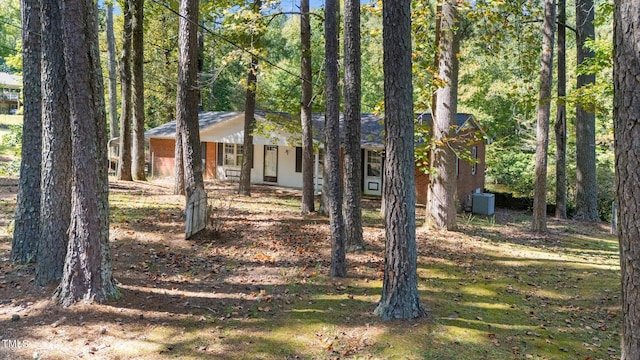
[343,0,363,250]
[532,0,556,233]
[614,4,640,358]
[239,55,258,196]
[300,0,315,214]
[55,0,119,305]
[428,0,459,231]
[118,0,133,181]
[574,0,598,220]
[106,2,118,140]
[37,0,72,285]
[132,0,146,181]
[239,0,260,197]
[375,0,425,320]
[554,0,567,219]
[325,0,346,277]
[11,0,41,264]
[176,0,205,200]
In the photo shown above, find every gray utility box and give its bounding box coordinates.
[472,193,495,216]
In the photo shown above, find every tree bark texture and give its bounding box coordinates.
[117,0,133,181]
[55,0,119,305]
[177,0,204,200]
[37,0,72,285]
[300,0,315,214]
[343,0,363,250]
[574,0,598,221]
[428,0,459,231]
[325,0,346,278]
[614,2,640,358]
[11,0,41,264]
[106,3,118,140]
[174,131,185,195]
[554,0,567,219]
[132,0,146,181]
[240,55,258,196]
[532,0,555,233]
[374,0,426,320]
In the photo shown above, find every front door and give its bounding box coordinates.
[264,145,278,183]
[364,149,382,196]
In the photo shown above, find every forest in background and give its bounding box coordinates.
[0,0,614,218]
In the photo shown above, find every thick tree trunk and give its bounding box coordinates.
[55,0,119,305]
[614,3,640,358]
[132,0,146,181]
[532,0,556,233]
[574,0,598,221]
[300,0,314,214]
[428,0,459,231]
[554,0,567,219]
[11,0,41,264]
[106,3,118,140]
[375,0,426,320]
[325,0,346,277]
[177,0,205,201]
[118,0,133,181]
[343,0,363,250]
[37,0,72,285]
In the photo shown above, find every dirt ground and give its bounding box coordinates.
[0,178,388,359]
[0,177,621,360]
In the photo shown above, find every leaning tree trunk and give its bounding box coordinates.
[531,0,556,233]
[117,0,133,181]
[428,0,459,231]
[11,0,42,264]
[374,0,426,320]
[325,0,346,278]
[343,0,364,250]
[574,0,598,221]
[554,0,567,219]
[131,0,146,181]
[613,3,640,358]
[300,0,315,214]
[106,2,118,140]
[37,0,72,285]
[55,0,120,305]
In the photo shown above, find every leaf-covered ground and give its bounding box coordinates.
[0,178,621,359]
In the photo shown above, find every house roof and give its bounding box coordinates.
[145,111,485,147]
[0,72,21,88]
[145,111,244,139]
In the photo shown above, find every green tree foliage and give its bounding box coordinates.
[0,0,21,72]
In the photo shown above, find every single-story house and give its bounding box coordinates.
[145,111,487,208]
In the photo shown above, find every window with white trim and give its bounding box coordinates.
[224,144,243,166]
[367,150,382,177]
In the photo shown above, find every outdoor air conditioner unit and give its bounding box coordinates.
[472,193,495,216]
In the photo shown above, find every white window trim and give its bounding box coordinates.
[224,144,243,167]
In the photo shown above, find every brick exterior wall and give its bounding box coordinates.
[414,140,486,210]
[149,138,217,180]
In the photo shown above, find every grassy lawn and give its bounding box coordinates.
[0,179,621,359]
[0,114,22,160]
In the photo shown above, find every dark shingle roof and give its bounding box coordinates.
[145,111,243,139]
[145,111,481,147]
